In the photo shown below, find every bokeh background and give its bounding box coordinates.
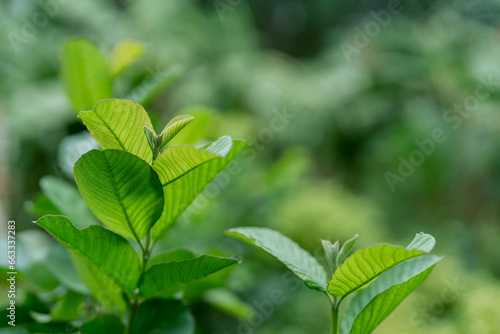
[1,0,500,333]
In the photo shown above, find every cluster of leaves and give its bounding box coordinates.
[32,97,247,333]
[227,228,441,334]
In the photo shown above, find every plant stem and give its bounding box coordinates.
[331,306,339,334]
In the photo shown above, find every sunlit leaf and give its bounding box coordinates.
[226,227,328,292]
[327,245,426,299]
[147,249,195,269]
[340,255,441,334]
[61,39,112,112]
[35,215,141,296]
[153,140,247,240]
[79,99,154,163]
[407,232,436,253]
[139,255,238,299]
[74,149,164,240]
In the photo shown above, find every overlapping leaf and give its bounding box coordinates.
[74,149,164,240]
[139,255,238,299]
[153,140,247,240]
[61,39,112,113]
[340,255,441,334]
[40,176,99,228]
[226,227,328,292]
[35,215,141,296]
[79,99,154,163]
[327,245,425,298]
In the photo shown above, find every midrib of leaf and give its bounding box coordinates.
[103,156,141,247]
[93,107,127,151]
[160,158,212,187]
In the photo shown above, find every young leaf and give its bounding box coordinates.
[131,299,194,334]
[35,215,141,296]
[227,227,328,292]
[336,234,358,267]
[139,255,239,299]
[109,39,144,77]
[40,176,99,228]
[327,245,426,299]
[153,140,247,240]
[79,99,154,164]
[61,39,112,113]
[81,314,125,334]
[157,115,196,151]
[322,239,339,273]
[340,255,441,334]
[407,232,436,252]
[74,149,164,241]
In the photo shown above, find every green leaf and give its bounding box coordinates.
[49,290,84,322]
[74,149,164,240]
[407,232,436,252]
[131,299,194,334]
[327,245,426,299]
[40,176,99,228]
[61,39,112,112]
[139,255,239,299]
[81,314,125,334]
[34,215,141,296]
[203,288,254,320]
[79,99,154,163]
[109,39,144,77]
[153,140,247,240]
[157,115,196,151]
[45,244,88,294]
[152,140,228,186]
[340,255,441,334]
[226,227,328,292]
[147,249,195,269]
[322,239,339,273]
[71,253,127,313]
[337,234,358,267]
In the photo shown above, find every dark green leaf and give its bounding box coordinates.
[131,299,194,334]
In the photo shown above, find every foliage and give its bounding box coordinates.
[227,227,440,334]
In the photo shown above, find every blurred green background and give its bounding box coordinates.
[1,0,500,333]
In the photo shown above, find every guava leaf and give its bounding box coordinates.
[79,99,154,164]
[147,249,195,269]
[74,149,164,240]
[40,176,99,228]
[81,314,125,334]
[110,39,144,77]
[327,245,426,299]
[341,255,441,334]
[61,39,112,113]
[131,299,194,334]
[153,140,247,240]
[407,232,436,252]
[35,215,141,296]
[157,115,196,150]
[226,227,328,292]
[139,255,238,299]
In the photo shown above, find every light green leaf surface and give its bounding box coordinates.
[35,215,141,296]
[158,115,196,150]
[147,249,195,269]
[227,227,328,292]
[341,255,441,334]
[139,255,238,299]
[131,299,194,334]
[337,234,358,267]
[49,290,84,322]
[61,39,112,112]
[407,232,436,252]
[153,140,247,240]
[328,245,425,298]
[74,149,164,240]
[79,99,154,163]
[110,39,144,77]
[40,176,99,228]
